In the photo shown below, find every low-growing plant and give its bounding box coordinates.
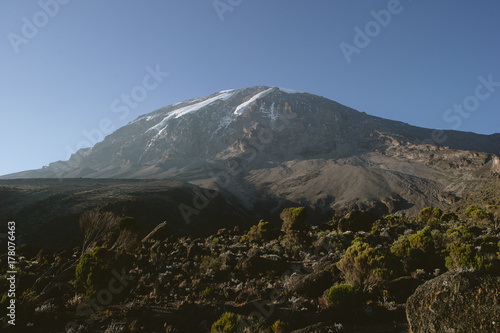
[391,228,440,272]
[202,287,214,299]
[271,319,287,333]
[418,207,442,225]
[281,207,307,232]
[327,284,364,315]
[445,242,489,271]
[200,255,221,273]
[245,220,275,243]
[75,246,134,297]
[211,312,241,333]
[338,238,401,291]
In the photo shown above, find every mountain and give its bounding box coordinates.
[4,86,500,217]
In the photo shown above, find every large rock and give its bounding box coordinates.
[286,270,335,298]
[406,270,500,332]
[337,210,378,233]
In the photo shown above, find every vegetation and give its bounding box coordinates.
[6,199,500,332]
[327,284,364,315]
[211,312,241,333]
[391,228,441,272]
[280,207,307,232]
[338,238,401,291]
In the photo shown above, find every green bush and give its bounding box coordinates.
[280,207,307,232]
[338,238,401,291]
[445,242,488,271]
[271,320,287,333]
[391,228,439,272]
[201,287,214,299]
[446,226,473,244]
[75,247,134,297]
[211,312,241,333]
[440,211,458,223]
[482,235,499,244]
[200,255,221,273]
[465,205,493,222]
[245,220,275,243]
[418,207,442,225]
[327,284,363,314]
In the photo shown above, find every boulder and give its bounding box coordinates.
[338,210,378,233]
[286,270,335,298]
[406,270,500,332]
[237,255,286,275]
[385,276,422,303]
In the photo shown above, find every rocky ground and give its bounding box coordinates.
[1,201,499,332]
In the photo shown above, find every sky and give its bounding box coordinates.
[1,0,499,176]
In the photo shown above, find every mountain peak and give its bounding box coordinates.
[3,87,500,217]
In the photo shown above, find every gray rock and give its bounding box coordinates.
[406,270,500,332]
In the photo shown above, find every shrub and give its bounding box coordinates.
[211,312,240,333]
[446,226,474,244]
[418,207,442,225]
[327,284,363,314]
[440,211,458,223]
[280,207,307,232]
[338,238,401,291]
[271,320,287,333]
[391,228,439,272]
[482,235,499,244]
[75,247,134,297]
[202,287,214,299]
[246,220,275,243]
[445,242,488,271]
[200,255,221,273]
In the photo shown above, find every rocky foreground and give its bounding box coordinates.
[1,204,500,332]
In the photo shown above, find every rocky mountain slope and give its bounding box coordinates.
[3,86,500,216]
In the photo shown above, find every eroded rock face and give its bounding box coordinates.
[406,270,500,333]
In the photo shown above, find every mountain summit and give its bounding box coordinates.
[5,86,500,215]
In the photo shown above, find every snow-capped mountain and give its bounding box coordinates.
[5,86,500,215]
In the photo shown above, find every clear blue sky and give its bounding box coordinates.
[1,1,499,176]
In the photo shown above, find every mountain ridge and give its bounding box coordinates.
[3,86,500,216]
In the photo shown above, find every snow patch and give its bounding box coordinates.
[278,87,304,94]
[234,88,274,115]
[147,90,235,133]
